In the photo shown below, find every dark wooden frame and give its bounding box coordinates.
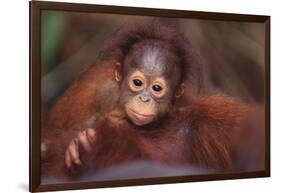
[29,0,270,192]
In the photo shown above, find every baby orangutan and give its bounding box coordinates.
[42,23,264,180]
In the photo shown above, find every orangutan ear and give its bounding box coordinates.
[114,62,122,82]
[175,83,185,98]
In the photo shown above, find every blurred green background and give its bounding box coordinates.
[41,10,265,115]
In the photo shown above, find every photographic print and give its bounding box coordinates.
[30,1,270,192]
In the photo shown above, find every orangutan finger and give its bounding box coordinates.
[78,130,93,153]
[69,139,81,165]
[65,149,72,168]
[86,128,97,145]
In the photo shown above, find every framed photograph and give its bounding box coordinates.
[30,0,270,192]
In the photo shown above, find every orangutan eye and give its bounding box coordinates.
[133,79,143,87]
[152,84,162,92]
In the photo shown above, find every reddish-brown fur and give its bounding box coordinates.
[42,60,120,178]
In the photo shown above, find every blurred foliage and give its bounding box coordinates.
[42,11,66,75]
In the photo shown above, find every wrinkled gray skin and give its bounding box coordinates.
[120,40,183,121]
